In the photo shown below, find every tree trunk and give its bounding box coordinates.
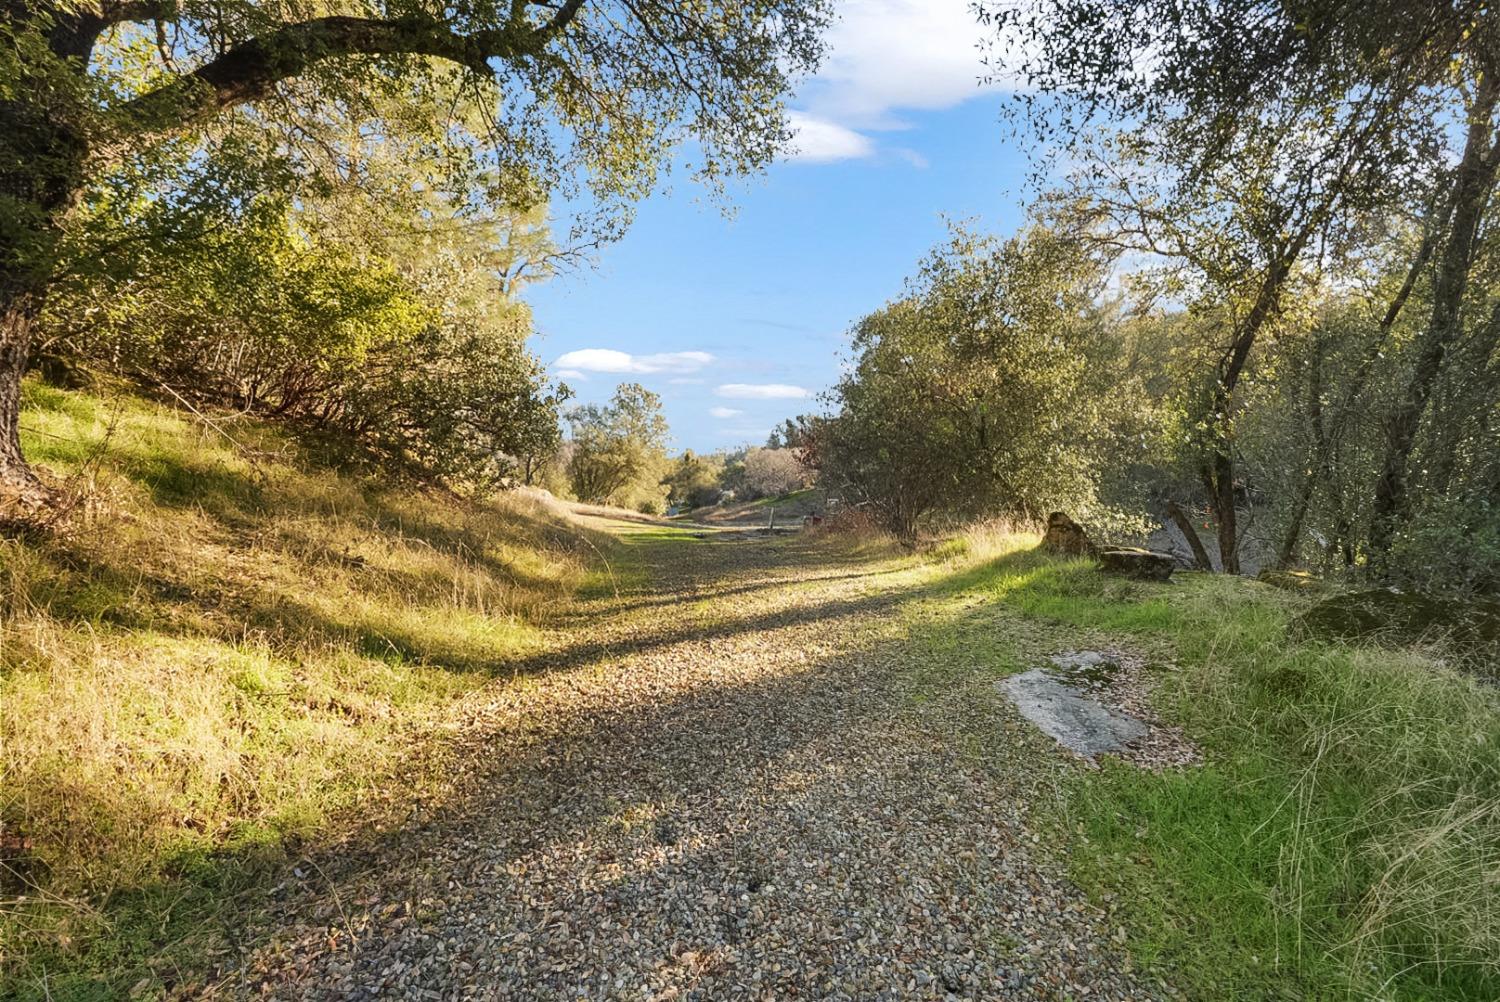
[0,286,52,517]
[1278,330,1328,569]
[1,17,95,518]
[1201,250,1303,576]
[1276,475,1313,570]
[1208,449,1241,574]
[1166,500,1213,570]
[1370,77,1500,567]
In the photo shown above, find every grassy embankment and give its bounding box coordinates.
[909,527,1500,1001]
[1,380,606,995]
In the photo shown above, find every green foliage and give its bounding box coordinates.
[41,181,568,490]
[662,450,726,509]
[766,414,818,450]
[916,534,1500,999]
[814,219,1150,540]
[980,0,1498,576]
[0,0,834,512]
[2,382,600,994]
[5,0,835,276]
[566,382,670,508]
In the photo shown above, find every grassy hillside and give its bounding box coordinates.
[1,380,604,992]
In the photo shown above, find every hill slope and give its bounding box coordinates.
[1,380,605,988]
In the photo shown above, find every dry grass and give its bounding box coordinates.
[1,381,600,974]
[803,507,893,547]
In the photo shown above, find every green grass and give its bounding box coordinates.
[749,488,817,508]
[2,380,604,998]
[913,532,1500,1000]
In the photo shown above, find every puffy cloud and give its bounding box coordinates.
[784,110,876,163]
[710,406,744,419]
[782,0,1002,165]
[552,348,713,375]
[716,383,811,400]
[805,0,996,128]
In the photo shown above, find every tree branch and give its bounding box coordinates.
[536,0,588,35]
[107,8,587,145]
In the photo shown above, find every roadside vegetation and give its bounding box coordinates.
[1,380,602,989]
[2,0,1498,999]
[899,526,1500,1000]
[3,381,1496,999]
[785,2,1500,599]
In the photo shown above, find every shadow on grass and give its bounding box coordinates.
[7,534,1083,997]
[17,524,913,681]
[909,543,1500,1002]
[4,550,934,999]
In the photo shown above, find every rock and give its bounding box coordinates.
[1040,511,1096,555]
[1097,547,1175,581]
[999,670,1148,758]
[1294,588,1500,657]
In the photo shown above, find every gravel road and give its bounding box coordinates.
[196,520,1179,1001]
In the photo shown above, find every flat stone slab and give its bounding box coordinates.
[999,669,1148,757]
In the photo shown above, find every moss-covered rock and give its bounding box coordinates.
[1294,587,1500,657]
[1041,511,1096,555]
[1098,546,1175,581]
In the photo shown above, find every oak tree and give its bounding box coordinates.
[0,0,829,515]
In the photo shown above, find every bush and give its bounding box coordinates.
[740,447,810,498]
[42,191,566,492]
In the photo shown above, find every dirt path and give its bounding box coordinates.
[200,521,1176,1001]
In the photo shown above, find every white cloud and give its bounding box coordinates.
[552,348,713,375]
[556,368,587,380]
[783,0,1001,165]
[710,406,744,419]
[785,110,876,163]
[892,147,931,169]
[808,0,996,127]
[717,383,811,400]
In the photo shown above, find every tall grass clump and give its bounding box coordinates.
[1,381,600,989]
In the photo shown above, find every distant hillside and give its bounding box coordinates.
[685,488,826,527]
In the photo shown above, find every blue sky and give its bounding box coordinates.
[526,0,1034,453]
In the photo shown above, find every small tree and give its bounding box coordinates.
[740,447,809,498]
[662,450,725,509]
[567,383,669,505]
[818,221,1130,542]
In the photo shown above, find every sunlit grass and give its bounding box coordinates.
[2,380,602,995]
[910,525,1500,1001]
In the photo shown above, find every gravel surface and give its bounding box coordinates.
[189,524,1181,1001]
